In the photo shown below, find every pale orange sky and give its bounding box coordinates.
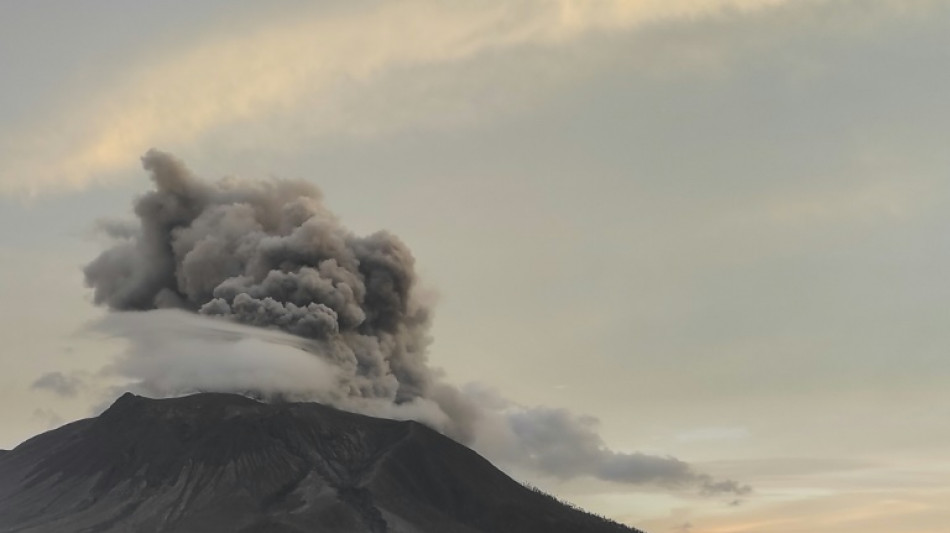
[1,1,949,532]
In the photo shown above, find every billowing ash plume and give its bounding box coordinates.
[83,150,749,496]
[86,149,434,400]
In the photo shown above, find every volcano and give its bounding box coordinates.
[0,393,643,533]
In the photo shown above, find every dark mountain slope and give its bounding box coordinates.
[0,393,642,533]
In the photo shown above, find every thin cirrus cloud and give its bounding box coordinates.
[0,0,791,195]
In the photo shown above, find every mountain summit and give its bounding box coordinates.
[0,393,643,533]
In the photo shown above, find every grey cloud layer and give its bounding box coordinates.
[31,371,83,398]
[507,405,750,494]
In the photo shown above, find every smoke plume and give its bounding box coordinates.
[84,150,748,495]
[464,388,752,495]
[85,149,447,413]
[32,371,84,398]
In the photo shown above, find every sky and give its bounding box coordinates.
[1,1,949,531]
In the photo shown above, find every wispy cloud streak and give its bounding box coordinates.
[0,0,790,194]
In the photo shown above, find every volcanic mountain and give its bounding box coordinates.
[0,393,643,533]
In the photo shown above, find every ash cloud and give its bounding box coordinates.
[32,371,84,398]
[86,149,435,409]
[474,394,751,495]
[85,150,748,496]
